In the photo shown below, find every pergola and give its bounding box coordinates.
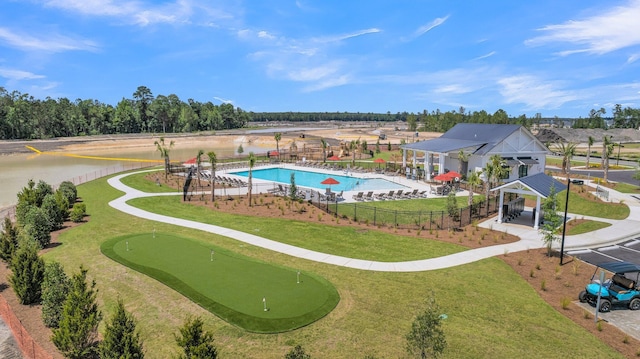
[491,173,567,230]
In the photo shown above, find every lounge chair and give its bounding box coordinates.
[375,192,388,200]
[405,189,419,198]
[352,192,364,201]
[363,191,374,201]
[394,190,404,199]
[417,190,428,198]
[336,190,344,201]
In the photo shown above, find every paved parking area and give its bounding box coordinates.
[568,238,640,267]
[576,302,640,340]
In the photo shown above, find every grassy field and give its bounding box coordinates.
[564,220,612,235]
[128,196,467,262]
[101,233,339,333]
[42,173,625,358]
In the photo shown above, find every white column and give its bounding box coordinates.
[534,196,541,230]
[438,153,445,174]
[402,149,407,168]
[497,189,505,223]
[423,154,429,181]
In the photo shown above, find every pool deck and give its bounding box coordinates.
[218,162,464,202]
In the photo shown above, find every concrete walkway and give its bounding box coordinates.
[107,171,640,272]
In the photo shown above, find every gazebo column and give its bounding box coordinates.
[402,149,407,168]
[438,153,445,174]
[497,189,505,223]
[423,154,429,181]
[534,196,541,230]
[412,151,417,167]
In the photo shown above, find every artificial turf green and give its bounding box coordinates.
[101,233,340,333]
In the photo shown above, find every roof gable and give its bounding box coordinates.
[492,173,567,198]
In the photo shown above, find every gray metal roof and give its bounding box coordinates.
[401,123,523,155]
[493,172,567,198]
[402,138,486,153]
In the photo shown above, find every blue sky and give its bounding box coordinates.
[1,1,639,118]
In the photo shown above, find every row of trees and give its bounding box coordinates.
[0,86,249,140]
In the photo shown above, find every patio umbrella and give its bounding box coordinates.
[433,172,452,182]
[183,157,197,166]
[320,177,340,192]
[269,150,279,157]
[445,170,462,179]
[373,157,386,169]
[327,155,341,161]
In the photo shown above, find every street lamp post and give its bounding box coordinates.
[560,177,571,265]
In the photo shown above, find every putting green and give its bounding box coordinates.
[101,233,340,333]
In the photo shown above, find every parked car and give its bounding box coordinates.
[578,261,640,312]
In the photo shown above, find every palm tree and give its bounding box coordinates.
[467,171,482,206]
[457,150,469,178]
[195,149,204,189]
[553,141,577,176]
[274,133,281,160]
[154,137,175,180]
[586,136,594,169]
[320,138,327,162]
[349,139,359,165]
[482,154,507,200]
[247,152,256,207]
[207,151,217,202]
[603,135,614,182]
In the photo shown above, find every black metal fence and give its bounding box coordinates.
[315,195,501,230]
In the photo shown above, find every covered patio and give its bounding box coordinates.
[491,173,567,230]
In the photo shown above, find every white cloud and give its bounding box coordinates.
[286,62,342,82]
[0,68,45,80]
[413,16,449,38]
[627,54,640,64]
[472,51,496,61]
[525,0,640,55]
[213,96,233,104]
[497,75,578,109]
[258,31,276,40]
[303,75,351,92]
[42,0,233,27]
[313,28,381,44]
[0,27,98,52]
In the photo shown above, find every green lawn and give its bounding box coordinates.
[41,173,625,358]
[128,196,467,262]
[119,169,180,193]
[101,233,339,333]
[564,220,612,235]
[557,191,629,219]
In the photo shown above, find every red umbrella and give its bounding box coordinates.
[327,155,341,161]
[183,157,197,166]
[320,177,340,185]
[320,177,340,193]
[445,170,462,179]
[269,150,279,157]
[373,158,386,163]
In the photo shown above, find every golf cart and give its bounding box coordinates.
[578,261,640,312]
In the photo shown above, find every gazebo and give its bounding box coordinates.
[491,173,567,230]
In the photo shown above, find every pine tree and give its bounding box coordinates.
[0,217,18,262]
[52,266,102,359]
[175,317,217,359]
[99,299,144,359]
[285,345,311,359]
[9,238,45,305]
[41,261,70,328]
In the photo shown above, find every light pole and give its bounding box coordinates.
[616,142,624,166]
[560,176,570,265]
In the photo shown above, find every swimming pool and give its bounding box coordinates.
[230,168,409,192]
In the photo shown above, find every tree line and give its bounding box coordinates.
[0,86,249,140]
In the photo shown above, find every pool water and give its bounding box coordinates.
[231,168,408,192]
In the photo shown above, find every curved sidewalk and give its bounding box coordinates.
[107,172,640,272]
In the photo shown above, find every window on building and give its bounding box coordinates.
[518,165,528,178]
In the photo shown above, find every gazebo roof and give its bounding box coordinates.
[402,138,486,153]
[491,173,567,198]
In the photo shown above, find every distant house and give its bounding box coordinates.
[401,123,549,181]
